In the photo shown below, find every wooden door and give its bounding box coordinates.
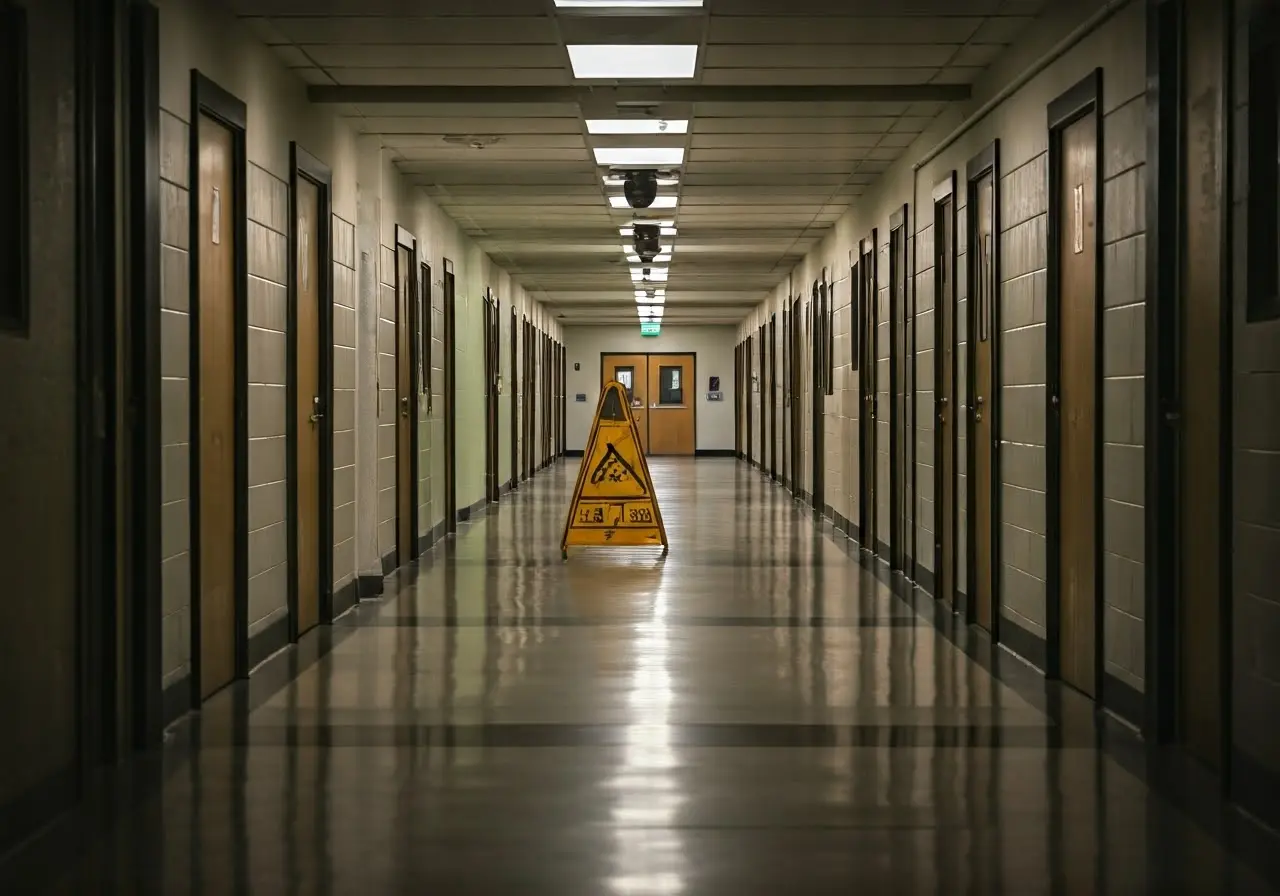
[443,265,457,529]
[196,114,237,699]
[859,238,878,548]
[811,282,827,509]
[890,214,908,568]
[1056,112,1099,697]
[742,335,747,460]
[762,316,773,483]
[970,174,997,631]
[295,176,321,635]
[648,354,695,455]
[395,243,414,564]
[604,353,650,454]
[522,317,531,480]
[734,344,742,456]
[935,194,957,606]
[483,292,497,502]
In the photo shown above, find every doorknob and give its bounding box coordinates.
[399,395,410,418]
[309,395,324,424]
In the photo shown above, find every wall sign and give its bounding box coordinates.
[211,186,222,245]
[708,376,720,391]
[1072,183,1083,254]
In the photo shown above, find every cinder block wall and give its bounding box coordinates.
[155,0,561,703]
[738,0,1148,692]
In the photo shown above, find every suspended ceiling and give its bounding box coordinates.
[233,0,1050,326]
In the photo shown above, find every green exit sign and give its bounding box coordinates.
[640,321,661,336]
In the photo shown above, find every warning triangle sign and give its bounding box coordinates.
[562,380,668,556]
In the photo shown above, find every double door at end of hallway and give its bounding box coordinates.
[602,353,695,456]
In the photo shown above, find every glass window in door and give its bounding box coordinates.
[614,365,634,402]
[658,366,684,405]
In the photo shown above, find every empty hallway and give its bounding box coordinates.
[5,460,1276,893]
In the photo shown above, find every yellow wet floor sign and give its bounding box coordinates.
[562,380,668,557]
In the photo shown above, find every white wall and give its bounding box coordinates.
[563,325,736,452]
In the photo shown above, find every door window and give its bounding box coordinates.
[658,366,683,405]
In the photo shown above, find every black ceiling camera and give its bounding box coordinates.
[623,170,659,209]
[632,223,661,263]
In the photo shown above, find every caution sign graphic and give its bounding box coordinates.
[562,380,668,557]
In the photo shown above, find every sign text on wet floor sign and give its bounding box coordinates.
[561,380,668,557]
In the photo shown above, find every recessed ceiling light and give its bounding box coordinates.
[621,244,671,254]
[634,289,665,298]
[610,195,678,210]
[587,119,689,135]
[635,294,666,304]
[556,0,702,7]
[568,45,698,80]
[627,254,672,263]
[594,147,685,167]
[604,174,679,187]
[638,306,665,318]
[631,267,669,282]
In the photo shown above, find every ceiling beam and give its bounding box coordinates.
[307,83,971,105]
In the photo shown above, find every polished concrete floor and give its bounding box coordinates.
[6,459,1279,893]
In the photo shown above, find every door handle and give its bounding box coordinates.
[400,395,410,418]
[974,394,984,422]
[309,395,324,424]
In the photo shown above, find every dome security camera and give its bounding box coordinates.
[622,170,659,209]
[632,223,661,263]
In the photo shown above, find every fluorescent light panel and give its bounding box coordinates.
[594,147,685,167]
[626,254,672,263]
[604,174,679,187]
[631,268,668,282]
[568,45,698,80]
[587,119,689,135]
[556,0,702,6]
[621,244,671,254]
[610,195,677,209]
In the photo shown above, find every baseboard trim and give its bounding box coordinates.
[915,564,936,597]
[875,538,890,558]
[500,480,513,495]
[331,578,358,619]
[1101,672,1143,727]
[695,448,735,457]
[357,574,384,599]
[380,550,396,576]
[161,674,193,727]
[565,449,584,458]
[247,614,290,670]
[999,613,1048,672]
[457,497,487,524]
[1233,748,1280,843]
[0,764,77,862]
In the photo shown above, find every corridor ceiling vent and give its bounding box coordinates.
[440,135,502,150]
[567,44,698,79]
[587,119,689,135]
[610,195,677,209]
[593,147,685,167]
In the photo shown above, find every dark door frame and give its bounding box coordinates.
[888,204,909,570]
[964,139,1003,640]
[858,233,879,551]
[393,224,420,558]
[442,258,457,532]
[780,310,788,485]
[186,70,250,701]
[791,296,802,496]
[125,0,163,748]
[510,307,518,488]
[810,278,828,511]
[286,143,335,640]
[1044,69,1105,689]
[560,341,567,455]
[932,172,958,606]
[742,332,747,465]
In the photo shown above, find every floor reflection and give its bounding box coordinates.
[3,459,1277,894]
